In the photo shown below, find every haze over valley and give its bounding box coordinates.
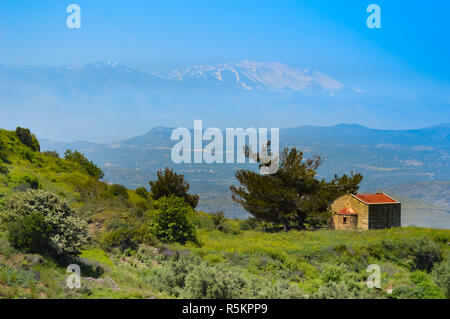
[40,122,450,228]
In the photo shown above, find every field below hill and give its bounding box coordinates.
[0,225,449,299]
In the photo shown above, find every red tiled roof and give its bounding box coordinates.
[352,193,399,204]
[337,207,358,215]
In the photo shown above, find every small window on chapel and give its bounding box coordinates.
[343,217,347,224]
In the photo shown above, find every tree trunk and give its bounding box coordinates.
[297,212,307,229]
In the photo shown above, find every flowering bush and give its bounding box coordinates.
[0,190,88,257]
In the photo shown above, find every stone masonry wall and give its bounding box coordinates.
[330,195,369,230]
[333,214,358,230]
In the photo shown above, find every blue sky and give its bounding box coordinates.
[0,0,449,84]
[0,0,449,141]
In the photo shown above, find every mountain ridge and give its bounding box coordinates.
[2,60,449,142]
[152,60,347,93]
[40,122,450,146]
[0,60,347,93]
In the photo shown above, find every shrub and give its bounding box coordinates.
[15,127,40,152]
[0,190,88,257]
[211,211,231,233]
[311,281,377,299]
[152,196,197,244]
[411,271,445,298]
[134,200,150,216]
[410,237,443,272]
[150,255,200,297]
[368,237,443,272]
[75,179,108,200]
[319,264,346,283]
[0,140,11,163]
[6,211,53,254]
[107,184,129,200]
[101,224,157,252]
[135,187,149,199]
[432,259,450,297]
[0,265,37,288]
[42,150,59,158]
[101,226,139,252]
[0,165,8,175]
[64,149,104,180]
[184,264,247,299]
[150,256,306,299]
[391,271,446,299]
[78,258,105,278]
[391,286,416,299]
[15,175,40,190]
[240,218,259,230]
[249,278,307,299]
[188,211,214,230]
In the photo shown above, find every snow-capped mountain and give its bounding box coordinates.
[154,60,345,93]
[2,59,448,143]
[63,62,141,75]
[0,61,139,75]
[0,60,346,94]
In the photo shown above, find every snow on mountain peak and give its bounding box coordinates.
[77,62,136,74]
[154,60,344,93]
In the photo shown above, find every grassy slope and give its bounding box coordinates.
[177,225,449,295]
[0,129,161,298]
[0,128,449,299]
[192,226,449,259]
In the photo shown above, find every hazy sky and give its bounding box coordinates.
[0,1,449,142]
[0,0,449,88]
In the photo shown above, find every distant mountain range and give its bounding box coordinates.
[0,61,347,93]
[2,61,449,142]
[40,123,450,224]
[153,60,346,93]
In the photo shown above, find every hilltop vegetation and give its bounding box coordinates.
[0,128,449,299]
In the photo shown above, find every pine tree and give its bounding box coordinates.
[231,147,363,230]
[150,167,199,209]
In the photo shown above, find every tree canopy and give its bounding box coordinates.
[64,149,104,180]
[231,147,363,230]
[152,196,197,244]
[149,167,199,209]
[15,127,40,152]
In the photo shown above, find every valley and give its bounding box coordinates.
[40,123,450,228]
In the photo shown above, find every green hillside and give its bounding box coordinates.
[0,128,449,299]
